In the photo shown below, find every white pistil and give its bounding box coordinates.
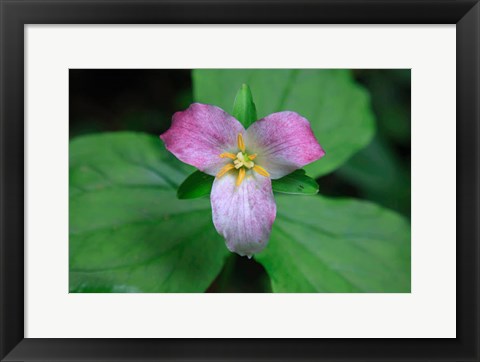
[234,152,254,169]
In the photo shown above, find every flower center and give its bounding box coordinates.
[217,133,270,186]
[234,152,255,169]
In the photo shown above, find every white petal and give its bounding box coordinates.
[210,171,276,257]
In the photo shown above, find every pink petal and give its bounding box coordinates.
[211,172,276,257]
[245,112,325,179]
[160,103,245,176]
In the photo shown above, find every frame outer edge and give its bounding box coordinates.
[0,1,26,361]
[457,2,480,360]
[0,0,479,361]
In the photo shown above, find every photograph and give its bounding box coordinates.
[69,69,411,293]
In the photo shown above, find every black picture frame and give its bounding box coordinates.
[1,1,478,361]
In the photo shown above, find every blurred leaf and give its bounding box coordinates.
[336,135,411,215]
[356,70,411,143]
[232,84,258,128]
[193,69,375,177]
[271,169,318,195]
[69,132,229,293]
[177,170,214,199]
[256,195,411,292]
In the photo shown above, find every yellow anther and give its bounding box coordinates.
[219,152,236,160]
[216,163,235,178]
[237,133,246,153]
[253,165,270,177]
[236,167,246,186]
[248,153,257,160]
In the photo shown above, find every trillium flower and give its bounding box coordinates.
[160,103,325,257]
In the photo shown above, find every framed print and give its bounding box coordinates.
[1,1,479,361]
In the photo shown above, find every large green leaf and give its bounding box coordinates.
[255,195,411,292]
[70,132,410,293]
[69,132,229,293]
[193,69,375,177]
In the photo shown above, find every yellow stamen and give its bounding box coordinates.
[216,163,235,178]
[236,168,246,186]
[219,152,236,160]
[248,153,257,160]
[253,165,270,177]
[237,133,246,152]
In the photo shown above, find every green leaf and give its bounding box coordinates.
[178,169,318,198]
[336,70,411,215]
[232,83,258,128]
[271,170,318,195]
[177,171,214,199]
[69,132,229,293]
[336,135,411,215]
[193,69,375,178]
[255,195,411,292]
